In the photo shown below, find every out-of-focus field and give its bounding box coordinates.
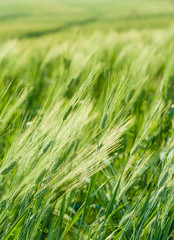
[0,1,174,240]
[0,0,174,39]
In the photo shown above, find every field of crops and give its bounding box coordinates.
[0,0,174,239]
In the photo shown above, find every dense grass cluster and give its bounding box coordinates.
[0,1,174,240]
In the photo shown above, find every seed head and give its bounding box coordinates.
[101,113,108,129]
[1,161,17,175]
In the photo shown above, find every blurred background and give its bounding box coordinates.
[1,0,174,40]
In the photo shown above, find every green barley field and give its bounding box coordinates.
[0,0,174,239]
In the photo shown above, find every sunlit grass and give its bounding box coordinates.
[0,1,174,239]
